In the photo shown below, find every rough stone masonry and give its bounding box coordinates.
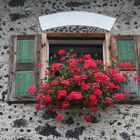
[0,0,140,139]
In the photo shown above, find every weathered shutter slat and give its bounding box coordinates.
[117,40,136,64]
[15,71,34,96]
[16,40,35,62]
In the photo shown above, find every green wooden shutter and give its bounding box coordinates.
[117,40,136,64]
[16,40,35,62]
[8,35,41,102]
[15,71,34,96]
[117,40,138,96]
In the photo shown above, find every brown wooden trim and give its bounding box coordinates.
[40,33,48,79]
[105,33,111,64]
[34,35,41,97]
[45,32,106,40]
[134,35,140,97]
[112,35,134,40]
[115,99,140,104]
[135,35,140,77]
[16,63,35,71]
[111,36,117,58]
[17,35,35,40]
[7,36,17,101]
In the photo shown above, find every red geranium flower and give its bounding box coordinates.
[93,89,102,96]
[118,62,132,69]
[58,50,66,55]
[105,97,113,104]
[134,76,139,81]
[28,86,36,94]
[60,80,69,86]
[84,116,93,123]
[62,102,70,109]
[114,93,125,100]
[45,95,53,103]
[55,114,63,121]
[35,104,40,111]
[68,92,83,100]
[51,63,63,71]
[58,90,67,100]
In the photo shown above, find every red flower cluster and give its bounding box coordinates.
[118,62,132,69]
[29,49,139,121]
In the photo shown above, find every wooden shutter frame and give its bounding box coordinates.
[7,35,41,103]
[111,35,140,103]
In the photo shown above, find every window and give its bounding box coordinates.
[111,36,140,102]
[8,35,41,102]
[41,32,110,79]
[8,33,140,103]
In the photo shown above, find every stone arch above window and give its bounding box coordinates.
[39,11,116,31]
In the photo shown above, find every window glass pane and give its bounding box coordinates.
[49,44,103,64]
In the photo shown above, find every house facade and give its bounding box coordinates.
[0,0,140,139]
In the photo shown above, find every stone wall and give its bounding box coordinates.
[0,0,140,139]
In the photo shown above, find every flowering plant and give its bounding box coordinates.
[29,49,139,122]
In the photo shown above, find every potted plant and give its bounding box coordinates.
[29,49,139,122]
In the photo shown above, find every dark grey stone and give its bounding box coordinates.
[42,110,57,119]
[4,74,8,78]
[101,130,105,136]
[27,129,31,132]
[9,13,24,21]
[0,112,3,115]
[63,116,74,125]
[65,1,89,7]
[12,119,28,128]
[132,113,138,118]
[65,126,85,140]
[120,132,131,140]
[8,116,12,119]
[109,120,117,125]
[103,3,108,6]
[125,22,130,25]
[16,138,31,140]
[117,122,122,126]
[20,129,24,132]
[91,116,99,123]
[5,128,8,131]
[9,27,14,31]
[132,133,136,136]
[35,123,61,137]
[134,0,140,5]
[2,91,7,101]
[3,46,8,49]
[8,0,26,7]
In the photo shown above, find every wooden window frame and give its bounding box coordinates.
[7,35,41,103]
[111,35,140,104]
[41,32,111,78]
